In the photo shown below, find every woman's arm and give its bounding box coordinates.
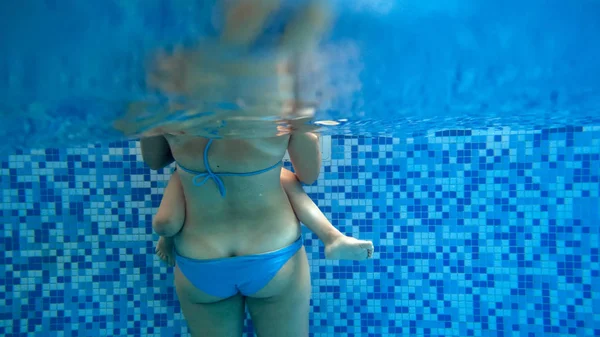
[287,132,321,185]
[140,135,175,170]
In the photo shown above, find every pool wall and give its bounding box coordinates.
[1,126,599,336]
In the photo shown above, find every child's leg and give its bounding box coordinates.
[280,169,374,260]
[156,236,176,267]
[323,235,374,260]
[153,170,186,267]
[153,170,186,236]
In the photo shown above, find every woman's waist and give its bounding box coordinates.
[174,217,301,260]
[183,189,292,221]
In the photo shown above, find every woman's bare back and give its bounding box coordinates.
[165,134,301,260]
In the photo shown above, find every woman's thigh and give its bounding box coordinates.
[174,265,245,337]
[246,247,312,337]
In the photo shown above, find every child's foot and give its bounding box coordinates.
[325,236,374,260]
[156,236,176,267]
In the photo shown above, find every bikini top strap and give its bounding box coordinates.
[175,139,282,197]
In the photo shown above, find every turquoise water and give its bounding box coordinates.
[1,0,599,150]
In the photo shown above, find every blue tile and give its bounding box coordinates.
[1,128,600,336]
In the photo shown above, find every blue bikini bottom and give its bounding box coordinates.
[175,236,303,298]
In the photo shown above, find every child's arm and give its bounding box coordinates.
[140,135,175,170]
[280,168,340,245]
[287,132,321,185]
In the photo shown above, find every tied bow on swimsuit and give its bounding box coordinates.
[176,139,282,197]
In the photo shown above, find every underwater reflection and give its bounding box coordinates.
[113,0,337,139]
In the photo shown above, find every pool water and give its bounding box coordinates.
[1,0,600,152]
[1,1,600,336]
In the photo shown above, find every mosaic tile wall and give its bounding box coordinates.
[1,127,599,337]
